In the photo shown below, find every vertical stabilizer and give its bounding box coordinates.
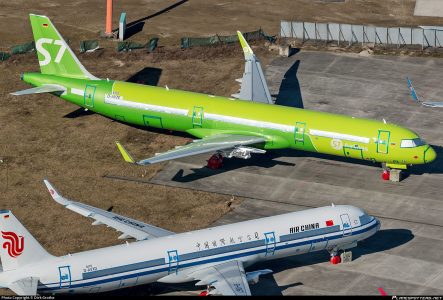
[29,14,98,80]
[0,210,52,271]
[231,31,273,104]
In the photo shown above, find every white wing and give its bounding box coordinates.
[117,134,266,165]
[422,102,443,108]
[189,260,251,296]
[43,180,174,240]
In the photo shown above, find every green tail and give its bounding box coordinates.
[29,14,98,80]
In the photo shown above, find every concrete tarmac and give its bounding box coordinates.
[125,50,443,295]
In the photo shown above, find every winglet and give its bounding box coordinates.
[43,179,70,205]
[407,77,420,102]
[237,31,253,57]
[116,141,136,164]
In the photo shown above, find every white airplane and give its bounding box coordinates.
[407,77,443,108]
[0,180,380,296]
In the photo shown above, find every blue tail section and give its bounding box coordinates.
[407,77,420,102]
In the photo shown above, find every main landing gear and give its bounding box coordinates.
[207,153,224,169]
[329,249,342,265]
[328,248,353,264]
[381,163,403,182]
[199,285,214,296]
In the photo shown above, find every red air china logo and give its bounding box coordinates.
[2,231,24,258]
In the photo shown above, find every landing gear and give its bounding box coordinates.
[330,254,341,264]
[328,248,342,264]
[199,285,214,296]
[381,163,404,182]
[381,163,390,181]
[328,248,353,264]
[381,169,390,181]
[207,153,224,169]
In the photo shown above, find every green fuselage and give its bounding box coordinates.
[23,73,436,168]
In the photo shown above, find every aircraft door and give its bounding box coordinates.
[310,238,328,252]
[377,130,390,154]
[84,84,96,108]
[167,250,180,274]
[294,122,306,145]
[143,115,164,129]
[264,232,276,256]
[340,214,352,236]
[88,287,101,293]
[343,146,363,159]
[192,106,204,128]
[58,266,72,288]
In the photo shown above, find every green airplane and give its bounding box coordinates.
[13,14,436,178]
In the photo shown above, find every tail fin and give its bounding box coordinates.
[0,210,52,271]
[407,77,420,102]
[29,14,98,80]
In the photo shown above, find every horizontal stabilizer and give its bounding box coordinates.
[11,84,66,96]
[9,277,39,296]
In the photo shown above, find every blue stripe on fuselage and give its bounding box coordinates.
[38,220,378,292]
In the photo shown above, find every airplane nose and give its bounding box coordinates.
[376,219,381,231]
[424,146,437,163]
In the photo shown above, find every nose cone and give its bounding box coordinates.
[424,146,437,163]
[375,218,381,232]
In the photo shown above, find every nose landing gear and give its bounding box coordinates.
[381,169,390,181]
[330,255,342,264]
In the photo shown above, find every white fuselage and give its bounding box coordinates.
[0,205,380,294]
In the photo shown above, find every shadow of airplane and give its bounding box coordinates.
[101,229,412,296]
[126,67,162,86]
[408,144,443,175]
[170,153,296,183]
[113,0,188,34]
[124,22,145,40]
[63,107,95,118]
[274,59,304,109]
[161,142,443,183]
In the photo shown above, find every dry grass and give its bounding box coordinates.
[0,41,258,261]
[0,0,442,295]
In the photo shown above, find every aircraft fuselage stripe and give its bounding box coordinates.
[37,220,377,292]
[309,129,370,144]
[104,97,189,116]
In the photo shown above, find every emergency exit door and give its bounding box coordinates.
[58,266,72,288]
[264,232,276,256]
[340,214,352,236]
[84,85,96,108]
[294,122,306,145]
[167,250,180,274]
[377,130,390,154]
[192,106,204,128]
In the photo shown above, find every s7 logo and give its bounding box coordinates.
[36,38,67,66]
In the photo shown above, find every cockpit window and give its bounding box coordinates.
[359,214,373,225]
[400,138,426,148]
